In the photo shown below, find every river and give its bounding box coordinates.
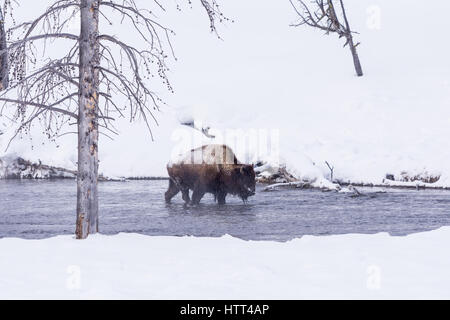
[1,180,449,241]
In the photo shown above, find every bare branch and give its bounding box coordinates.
[0,95,78,119]
[289,0,363,76]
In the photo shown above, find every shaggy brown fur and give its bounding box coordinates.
[165,145,256,205]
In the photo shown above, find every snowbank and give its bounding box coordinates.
[1,228,450,299]
[0,154,76,179]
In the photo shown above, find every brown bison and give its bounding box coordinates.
[165,144,256,205]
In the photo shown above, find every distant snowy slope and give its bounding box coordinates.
[1,0,449,185]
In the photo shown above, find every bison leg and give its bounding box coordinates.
[181,188,190,204]
[217,191,227,205]
[165,178,180,203]
[191,185,206,205]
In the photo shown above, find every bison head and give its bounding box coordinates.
[232,164,256,201]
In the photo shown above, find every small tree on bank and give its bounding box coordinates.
[0,0,225,239]
[289,0,363,77]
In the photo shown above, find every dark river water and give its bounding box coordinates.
[0,180,449,241]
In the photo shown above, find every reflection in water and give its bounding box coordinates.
[1,179,450,241]
[165,201,256,216]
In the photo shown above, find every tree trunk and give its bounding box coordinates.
[339,0,363,77]
[347,36,363,77]
[76,0,100,239]
[0,8,9,90]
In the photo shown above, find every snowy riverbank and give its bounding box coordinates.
[1,228,450,299]
[3,153,450,193]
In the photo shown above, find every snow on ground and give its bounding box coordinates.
[1,228,450,299]
[1,0,449,186]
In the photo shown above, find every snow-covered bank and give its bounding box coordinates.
[1,228,450,299]
[0,154,76,179]
[0,155,126,181]
[2,152,448,193]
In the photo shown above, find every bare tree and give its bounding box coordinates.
[290,0,363,77]
[0,0,226,239]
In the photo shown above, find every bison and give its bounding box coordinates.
[165,144,256,205]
